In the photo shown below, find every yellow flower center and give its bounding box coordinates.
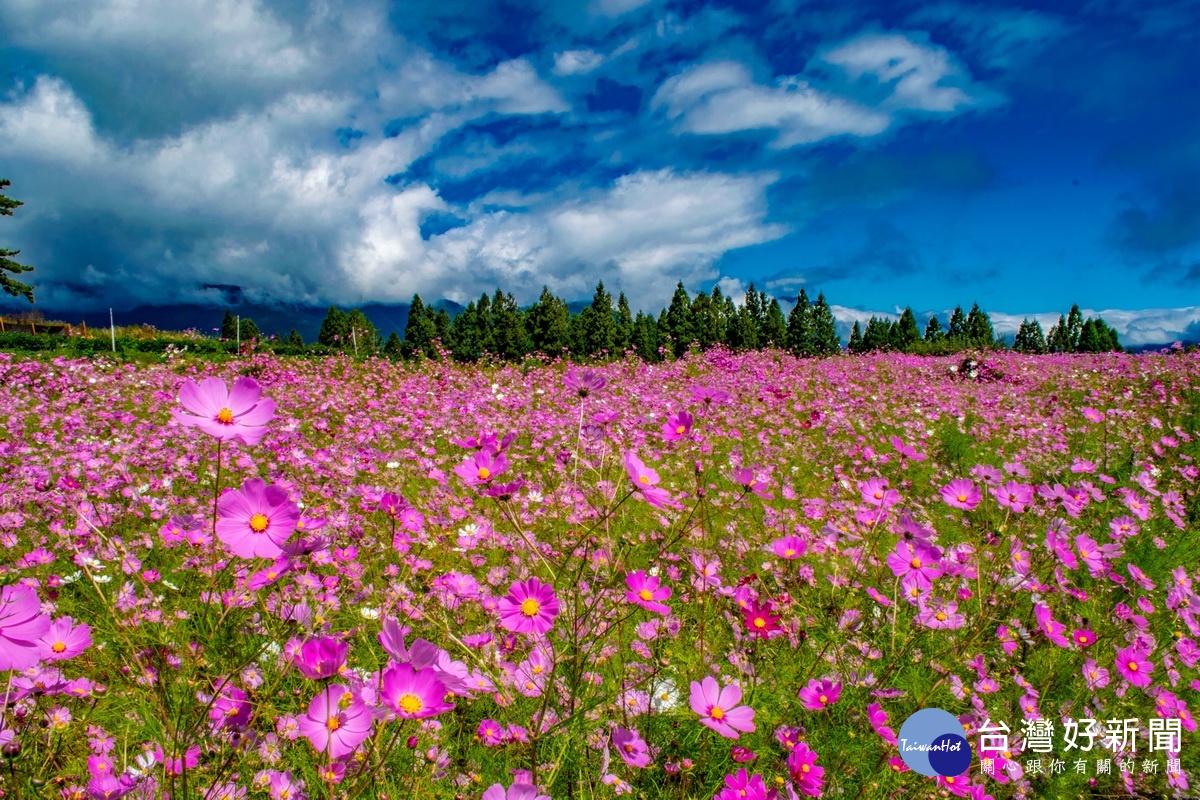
[216,408,235,424]
[398,693,424,715]
[675,425,685,434]
[638,475,651,484]
[624,743,635,753]
[956,494,967,503]
[477,467,491,480]
[638,589,654,602]
[249,513,269,533]
[52,641,66,653]
[753,617,767,629]
[532,665,543,674]
[936,612,948,621]
[784,548,795,557]
[910,558,921,568]
[1128,661,1138,672]
[710,706,725,720]
[520,598,541,617]
[801,764,810,774]
[819,694,828,704]
[327,716,341,731]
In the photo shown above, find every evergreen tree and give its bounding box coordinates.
[632,311,662,362]
[661,281,696,357]
[1014,320,1041,353]
[346,308,379,353]
[848,321,864,353]
[221,309,237,339]
[1066,304,1084,352]
[743,284,766,343]
[615,292,634,353]
[690,291,719,350]
[1095,317,1121,351]
[1077,318,1101,353]
[893,307,921,352]
[402,295,438,359]
[966,303,995,349]
[762,298,788,348]
[810,293,841,355]
[947,306,967,341]
[285,328,304,347]
[239,318,261,341]
[317,306,350,347]
[862,317,892,351]
[490,290,527,361]
[432,308,451,350]
[447,301,483,362]
[720,295,739,347]
[578,281,618,357]
[924,315,944,342]
[785,289,814,356]
[383,331,402,357]
[0,179,35,302]
[731,302,760,351]
[1046,314,1070,353]
[526,286,571,356]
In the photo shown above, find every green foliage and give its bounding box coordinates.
[317,306,350,346]
[490,289,528,361]
[577,281,618,358]
[810,293,841,355]
[285,328,304,347]
[346,308,380,353]
[402,294,438,359]
[923,315,944,341]
[661,281,696,357]
[0,178,35,302]
[238,317,261,341]
[615,292,633,353]
[966,302,995,348]
[1013,319,1048,354]
[761,297,787,348]
[632,310,662,361]
[892,307,921,351]
[785,289,813,356]
[383,331,402,357]
[221,309,237,339]
[526,286,571,356]
[848,320,863,353]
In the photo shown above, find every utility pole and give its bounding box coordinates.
[109,308,116,352]
[236,315,241,353]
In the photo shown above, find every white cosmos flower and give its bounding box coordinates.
[360,607,380,620]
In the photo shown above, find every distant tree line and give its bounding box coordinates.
[221,286,1121,362]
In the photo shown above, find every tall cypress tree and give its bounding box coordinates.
[383,331,402,357]
[579,281,617,357]
[490,290,527,361]
[346,308,379,353]
[862,317,891,351]
[690,291,717,350]
[527,286,571,356]
[659,282,695,357]
[786,289,814,356]
[1066,304,1084,353]
[1,179,35,302]
[448,301,482,362]
[1046,314,1069,353]
[947,306,967,342]
[810,293,841,355]
[743,284,766,343]
[848,321,864,353]
[285,328,304,347]
[966,302,995,349]
[317,306,350,347]
[762,298,788,348]
[221,309,237,339]
[924,315,944,342]
[402,295,438,359]
[633,311,662,362]
[893,307,921,351]
[615,292,634,353]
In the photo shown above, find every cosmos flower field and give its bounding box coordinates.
[1,348,1198,800]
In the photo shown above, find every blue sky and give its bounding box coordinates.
[2,0,1198,343]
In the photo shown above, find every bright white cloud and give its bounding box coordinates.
[553,49,607,76]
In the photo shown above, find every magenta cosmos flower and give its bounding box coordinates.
[498,578,560,635]
[623,452,681,510]
[625,571,672,615]
[941,479,982,511]
[172,376,276,445]
[454,449,509,487]
[690,677,755,739]
[798,679,842,711]
[788,742,825,797]
[37,617,91,662]
[661,410,694,442]
[482,783,550,800]
[216,478,301,559]
[294,636,348,680]
[0,585,51,671]
[298,684,373,758]
[1115,646,1154,687]
[380,663,454,719]
[612,727,653,768]
[563,368,606,397]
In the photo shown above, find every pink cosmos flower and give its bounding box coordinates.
[482,783,550,800]
[941,479,981,510]
[771,536,807,559]
[612,727,653,768]
[886,540,943,585]
[859,478,899,509]
[625,571,672,615]
[889,436,926,461]
[478,719,507,746]
[661,410,694,441]
[216,478,300,559]
[689,677,755,739]
[866,702,897,744]
[623,452,681,510]
[454,449,509,487]
[172,376,276,445]
[716,769,769,800]
[497,579,560,635]
[209,685,251,730]
[798,679,841,710]
[0,585,51,671]
[1115,646,1154,687]
[1084,658,1110,690]
[298,684,373,758]
[915,597,965,630]
[991,480,1034,513]
[732,467,774,500]
[380,663,454,719]
[741,600,782,639]
[563,368,606,398]
[787,742,825,797]
[1072,629,1097,647]
[294,637,348,680]
[1034,603,1072,648]
[37,617,91,662]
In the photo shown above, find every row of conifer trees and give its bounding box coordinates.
[227,283,1120,361]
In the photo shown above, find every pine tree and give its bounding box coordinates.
[317,306,350,347]
[721,295,738,347]
[762,298,787,348]
[1078,318,1101,353]
[1094,317,1121,351]
[1066,304,1084,353]
[447,301,482,362]
[924,315,944,341]
[285,328,304,347]
[490,290,527,361]
[862,317,892,351]
[381,331,400,356]
[578,281,617,358]
[694,286,727,348]
[1046,314,1069,353]
[1,179,35,302]
[221,309,237,339]
[239,318,261,341]
[893,307,921,352]
[632,311,662,362]
[947,306,967,341]
[346,308,379,353]
[615,292,634,353]
[810,293,841,355]
[848,321,864,353]
[661,281,696,357]
[786,289,814,356]
[527,286,571,356]
[743,284,766,343]
[402,295,438,359]
[1026,319,1048,353]
[966,303,995,349]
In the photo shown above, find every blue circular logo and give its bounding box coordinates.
[897,708,973,777]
